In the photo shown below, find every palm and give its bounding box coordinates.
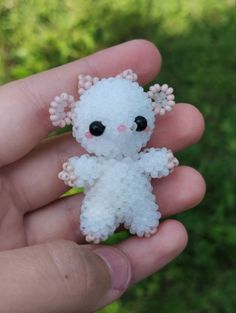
[0,40,205,283]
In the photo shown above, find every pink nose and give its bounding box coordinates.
[117,124,127,132]
[85,131,93,139]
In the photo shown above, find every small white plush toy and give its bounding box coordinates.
[49,69,178,243]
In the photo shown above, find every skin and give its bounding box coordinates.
[0,40,206,313]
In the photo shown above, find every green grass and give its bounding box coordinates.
[0,1,235,312]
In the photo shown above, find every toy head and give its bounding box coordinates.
[49,69,175,158]
[73,78,155,157]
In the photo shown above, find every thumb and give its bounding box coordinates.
[0,240,131,313]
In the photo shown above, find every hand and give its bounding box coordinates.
[0,40,205,313]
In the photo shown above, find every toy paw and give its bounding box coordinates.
[85,234,107,244]
[167,150,179,172]
[130,223,159,237]
[58,162,77,187]
[85,234,99,244]
[144,227,158,238]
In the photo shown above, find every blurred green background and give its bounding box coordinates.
[0,0,235,312]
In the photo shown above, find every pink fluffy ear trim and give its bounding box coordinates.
[116,69,138,82]
[78,74,99,96]
[147,83,175,116]
[49,93,75,128]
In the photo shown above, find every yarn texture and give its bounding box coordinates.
[49,69,178,243]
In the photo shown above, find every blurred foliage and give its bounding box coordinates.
[0,0,235,312]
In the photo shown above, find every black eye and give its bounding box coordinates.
[134,116,147,131]
[89,121,105,136]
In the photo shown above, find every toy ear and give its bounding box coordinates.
[49,93,75,127]
[116,69,138,82]
[147,83,175,115]
[78,74,99,96]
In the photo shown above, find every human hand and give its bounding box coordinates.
[0,40,205,313]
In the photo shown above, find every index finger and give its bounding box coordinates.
[0,40,161,167]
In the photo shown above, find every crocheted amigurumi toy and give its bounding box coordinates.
[49,69,179,243]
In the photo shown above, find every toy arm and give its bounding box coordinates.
[58,155,102,188]
[138,148,179,178]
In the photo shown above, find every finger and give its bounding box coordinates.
[0,240,132,313]
[116,219,188,283]
[0,39,161,167]
[95,220,188,308]
[154,166,206,216]
[24,166,205,245]
[149,103,205,150]
[6,103,204,212]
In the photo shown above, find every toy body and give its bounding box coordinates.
[49,69,178,243]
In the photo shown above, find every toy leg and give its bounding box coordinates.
[80,197,118,244]
[124,198,161,237]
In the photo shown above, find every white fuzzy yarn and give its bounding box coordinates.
[58,76,178,243]
[71,156,162,241]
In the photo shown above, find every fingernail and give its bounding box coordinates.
[95,247,132,307]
